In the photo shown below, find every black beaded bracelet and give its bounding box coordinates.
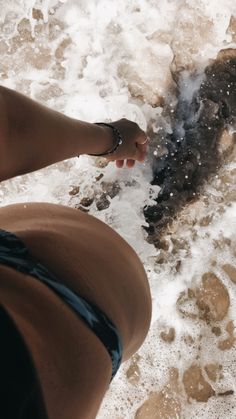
[89,122,123,157]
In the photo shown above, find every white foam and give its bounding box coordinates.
[0,1,236,417]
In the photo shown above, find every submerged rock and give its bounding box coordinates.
[204,364,222,382]
[79,197,94,207]
[183,364,215,402]
[218,320,236,351]
[222,264,236,284]
[126,354,141,385]
[176,273,230,323]
[160,327,176,343]
[196,273,230,322]
[135,369,181,419]
[135,390,181,419]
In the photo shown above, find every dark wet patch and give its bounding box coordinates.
[218,390,234,397]
[144,49,236,241]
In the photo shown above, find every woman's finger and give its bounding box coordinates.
[116,159,124,168]
[126,159,135,168]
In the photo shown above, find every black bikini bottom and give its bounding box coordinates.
[0,229,123,379]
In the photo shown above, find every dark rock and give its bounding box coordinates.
[145,49,236,239]
[96,194,110,211]
[79,197,94,207]
[69,186,80,196]
[101,181,121,198]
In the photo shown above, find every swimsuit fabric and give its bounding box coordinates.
[0,229,123,379]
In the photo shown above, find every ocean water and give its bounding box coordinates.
[0,1,236,418]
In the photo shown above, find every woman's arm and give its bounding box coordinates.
[0,86,147,182]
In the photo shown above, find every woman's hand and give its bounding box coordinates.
[0,86,148,181]
[102,119,148,168]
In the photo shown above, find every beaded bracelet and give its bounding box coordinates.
[89,122,123,157]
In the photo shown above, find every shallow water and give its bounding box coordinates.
[0,1,236,418]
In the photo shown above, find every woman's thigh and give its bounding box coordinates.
[0,202,151,359]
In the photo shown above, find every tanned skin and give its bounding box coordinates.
[0,86,151,419]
